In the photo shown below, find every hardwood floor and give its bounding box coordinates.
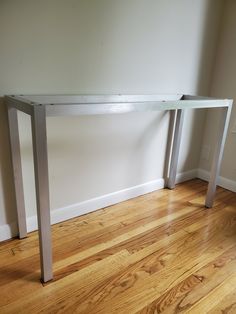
[0,179,236,313]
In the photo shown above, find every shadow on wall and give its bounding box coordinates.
[177,0,224,172]
[196,0,223,94]
[132,110,170,183]
[0,97,17,226]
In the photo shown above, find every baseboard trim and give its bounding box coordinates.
[0,168,211,242]
[176,169,198,184]
[0,222,18,243]
[197,168,236,193]
[26,177,166,234]
[0,177,163,241]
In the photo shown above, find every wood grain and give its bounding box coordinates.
[0,179,235,314]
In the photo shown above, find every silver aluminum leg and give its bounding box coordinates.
[164,110,177,186]
[167,109,185,189]
[205,105,232,208]
[7,107,27,239]
[31,106,53,282]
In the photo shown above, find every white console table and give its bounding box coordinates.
[5,94,232,283]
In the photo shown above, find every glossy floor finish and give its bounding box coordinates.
[0,179,236,314]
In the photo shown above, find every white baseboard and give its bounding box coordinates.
[3,167,233,242]
[26,177,166,234]
[197,168,236,193]
[0,177,164,242]
[176,169,198,184]
[0,222,18,243]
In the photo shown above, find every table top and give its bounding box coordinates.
[6,94,232,116]
[9,94,184,104]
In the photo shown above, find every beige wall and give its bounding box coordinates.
[0,0,223,234]
[199,0,236,182]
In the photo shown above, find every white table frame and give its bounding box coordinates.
[5,94,233,283]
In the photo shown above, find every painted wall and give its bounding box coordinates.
[199,0,236,185]
[0,0,223,239]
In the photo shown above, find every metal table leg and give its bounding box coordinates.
[7,107,27,239]
[167,109,185,189]
[205,104,232,208]
[31,105,53,282]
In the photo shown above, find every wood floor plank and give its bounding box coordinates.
[0,182,212,292]
[0,179,235,314]
[0,196,228,304]
[80,212,236,314]
[208,290,236,314]
[184,274,236,313]
[4,204,235,313]
[50,198,233,282]
[0,180,207,262]
[1,249,132,312]
[137,244,236,313]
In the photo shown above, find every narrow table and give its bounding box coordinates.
[5,94,233,282]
